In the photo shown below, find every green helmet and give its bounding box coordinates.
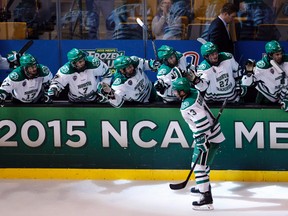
[265,40,282,55]
[114,55,133,70]
[20,53,37,67]
[172,77,191,93]
[67,48,87,63]
[200,42,218,57]
[157,45,175,61]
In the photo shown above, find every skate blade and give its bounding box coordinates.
[192,204,214,211]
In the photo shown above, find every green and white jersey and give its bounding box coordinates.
[196,52,240,103]
[247,55,288,102]
[109,57,154,108]
[180,88,225,143]
[50,56,111,102]
[156,55,187,102]
[0,64,52,103]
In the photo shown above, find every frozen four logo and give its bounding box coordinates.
[84,48,125,74]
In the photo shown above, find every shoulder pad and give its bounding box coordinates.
[157,64,172,76]
[38,65,51,76]
[256,56,270,69]
[180,89,198,110]
[130,56,140,67]
[218,52,233,62]
[8,68,25,81]
[112,77,125,87]
[197,60,211,70]
[59,63,75,74]
[85,56,101,68]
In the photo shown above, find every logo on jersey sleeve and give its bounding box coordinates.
[10,72,19,80]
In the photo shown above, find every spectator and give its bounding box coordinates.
[48,48,112,103]
[192,42,243,104]
[97,55,158,108]
[207,2,238,54]
[241,40,288,111]
[237,0,278,40]
[86,0,115,39]
[0,53,52,104]
[171,77,225,211]
[154,45,192,103]
[151,0,173,39]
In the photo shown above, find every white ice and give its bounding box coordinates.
[0,180,287,216]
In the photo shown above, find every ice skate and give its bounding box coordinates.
[192,191,214,211]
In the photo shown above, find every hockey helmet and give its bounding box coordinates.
[114,55,133,70]
[20,53,37,67]
[200,42,218,57]
[157,45,175,61]
[265,40,282,55]
[172,77,190,94]
[67,48,87,64]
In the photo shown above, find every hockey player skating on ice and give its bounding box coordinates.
[172,77,225,211]
[0,53,53,104]
[48,48,112,103]
[241,40,288,111]
[193,42,242,104]
[154,45,194,103]
[97,55,158,108]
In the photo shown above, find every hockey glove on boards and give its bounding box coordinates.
[7,51,21,69]
[97,82,115,99]
[195,134,209,153]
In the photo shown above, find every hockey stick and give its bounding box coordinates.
[18,40,34,55]
[270,60,286,85]
[136,18,157,59]
[169,98,228,190]
[196,37,207,45]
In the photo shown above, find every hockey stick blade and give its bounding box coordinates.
[19,40,33,55]
[169,153,201,190]
[196,37,207,45]
[136,18,148,31]
[169,99,227,190]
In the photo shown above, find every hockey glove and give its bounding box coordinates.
[7,51,21,69]
[185,64,200,84]
[280,99,288,112]
[149,60,161,71]
[97,82,115,99]
[154,79,168,94]
[245,59,255,76]
[48,87,60,98]
[195,134,209,153]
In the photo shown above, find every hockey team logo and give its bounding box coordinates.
[183,51,200,66]
[84,48,125,74]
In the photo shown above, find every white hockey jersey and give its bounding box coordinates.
[49,56,111,102]
[180,88,225,144]
[0,65,52,103]
[196,52,241,103]
[156,53,187,103]
[108,57,155,108]
[241,55,288,102]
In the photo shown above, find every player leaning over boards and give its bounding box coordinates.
[241,40,288,111]
[48,48,112,103]
[190,42,243,104]
[97,55,158,108]
[172,77,225,211]
[154,45,196,103]
[0,53,53,104]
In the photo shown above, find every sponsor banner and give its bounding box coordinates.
[0,106,287,170]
